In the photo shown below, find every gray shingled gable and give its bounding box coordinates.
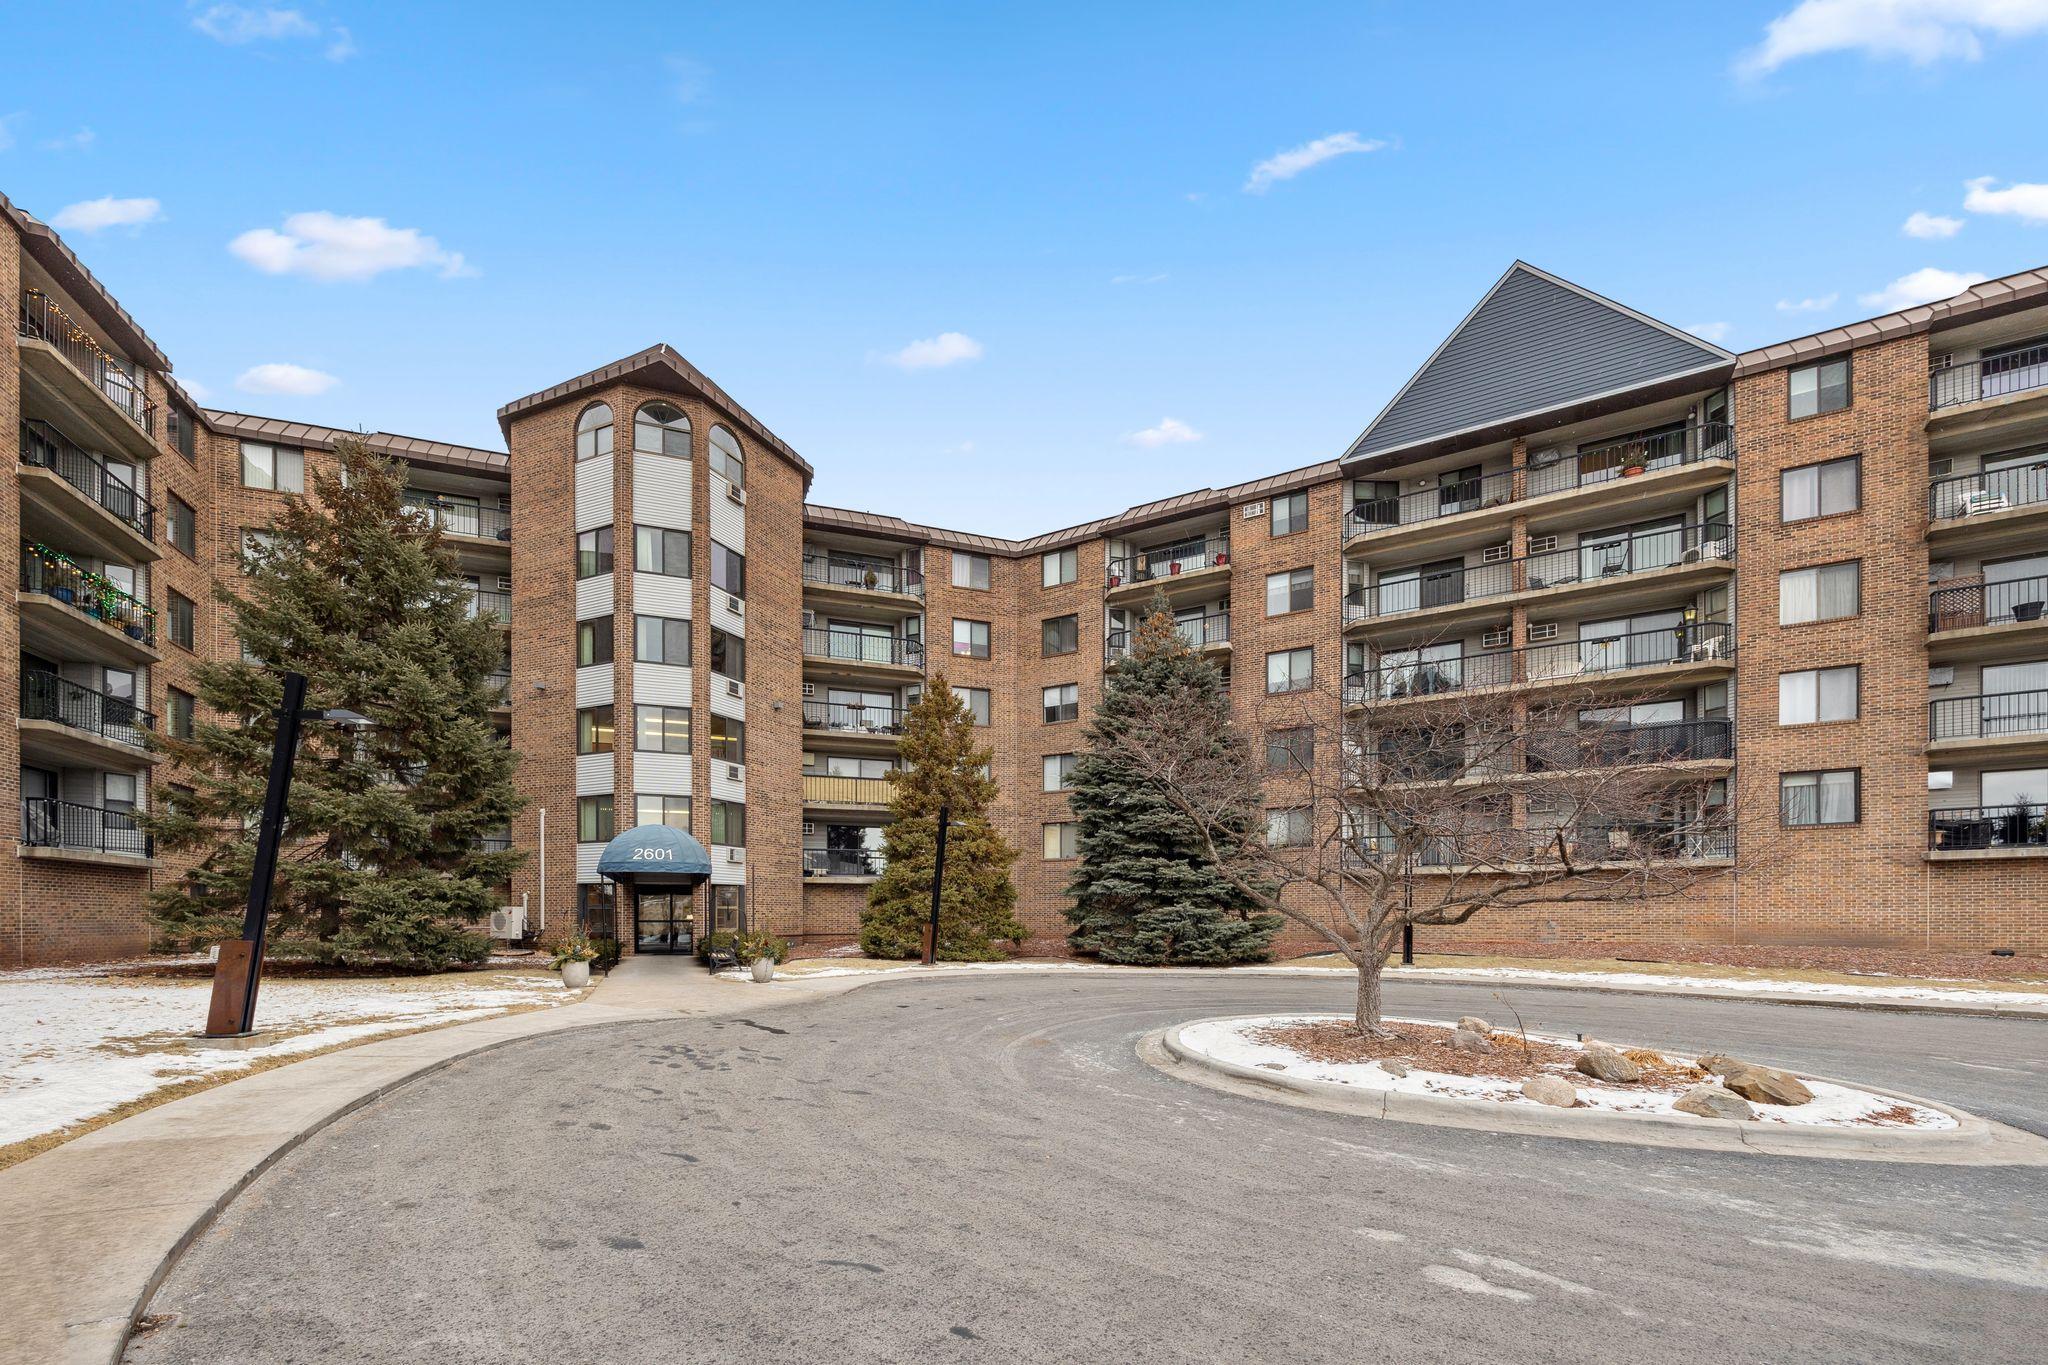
[1346,262,1733,461]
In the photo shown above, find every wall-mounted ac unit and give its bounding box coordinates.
[727,594,743,614]
[1531,447,1563,468]
[1481,543,1510,564]
[726,678,742,697]
[1528,622,1558,642]
[1929,458,1955,478]
[801,681,815,698]
[727,483,747,505]
[1481,627,1511,649]
[487,906,526,940]
[725,847,745,863]
[802,822,815,836]
[726,763,742,781]
[1932,354,1954,371]
[1241,502,1266,519]
[1529,535,1558,554]
[1929,666,1955,687]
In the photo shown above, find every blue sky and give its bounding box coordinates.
[4,2,2047,536]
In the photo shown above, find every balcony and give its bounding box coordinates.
[802,555,923,600]
[1931,345,2048,414]
[1928,576,2048,652]
[19,421,157,560]
[1351,821,1732,869]
[1929,689,2048,761]
[803,848,886,879]
[1347,622,1733,706]
[802,627,923,676]
[1105,535,1231,604]
[403,492,511,543]
[801,774,898,809]
[20,668,155,762]
[17,289,157,459]
[1528,718,1733,770]
[1929,803,2048,856]
[487,670,512,709]
[801,700,907,738]
[20,544,158,662]
[20,797,153,863]
[1106,611,1230,663]
[467,589,512,625]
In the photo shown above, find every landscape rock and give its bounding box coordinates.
[1451,1028,1493,1053]
[1697,1053,1750,1078]
[1574,1044,1642,1084]
[1456,1016,1491,1036]
[1520,1075,1577,1108]
[1673,1084,1756,1122]
[1380,1060,1409,1078]
[1719,1064,1814,1107]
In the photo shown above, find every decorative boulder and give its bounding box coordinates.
[1720,1064,1814,1107]
[1451,1028,1493,1053]
[1574,1044,1642,1084]
[1697,1053,1748,1077]
[1673,1084,1755,1122]
[1456,1015,1492,1036]
[1520,1075,1577,1108]
[1380,1060,1410,1079]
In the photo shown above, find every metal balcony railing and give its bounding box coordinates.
[473,835,514,853]
[1106,535,1230,589]
[467,589,512,623]
[1349,622,1732,703]
[21,545,156,644]
[20,421,154,539]
[802,555,924,597]
[486,671,512,705]
[1345,524,1734,623]
[1929,574,2048,632]
[1526,718,1732,770]
[21,796,152,858]
[802,627,923,668]
[1929,803,2048,852]
[1349,821,1732,866]
[20,668,155,747]
[1105,611,1230,661]
[1930,690,2048,742]
[801,774,898,806]
[803,848,886,877]
[1930,458,2048,521]
[801,700,907,734]
[403,492,511,541]
[19,289,155,433]
[1931,345,2048,412]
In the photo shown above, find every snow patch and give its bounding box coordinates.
[1421,1264,1533,1300]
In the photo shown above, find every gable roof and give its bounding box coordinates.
[1344,262,1733,466]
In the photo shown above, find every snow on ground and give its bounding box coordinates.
[1179,1014,1958,1130]
[0,966,577,1150]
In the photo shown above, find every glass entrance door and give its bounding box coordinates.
[634,890,697,954]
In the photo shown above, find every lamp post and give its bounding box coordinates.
[203,672,370,1038]
[922,804,951,966]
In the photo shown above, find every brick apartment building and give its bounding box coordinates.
[6,186,2047,966]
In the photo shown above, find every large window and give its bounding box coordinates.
[953,551,991,591]
[1779,561,1860,624]
[635,615,691,665]
[711,541,745,598]
[635,704,691,753]
[635,525,691,577]
[1042,821,1077,860]
[167,406,197,463]
[1265,727,1314,774]
[167,687,195,740]
[577,704,614,755]
[1266,567,1314,616]
[711,628,745,680]
[1042,548,1077,587]
[1781,770,1858,826]
[1779,666,1859,725]
[240,441,304,493]
[578,794,615,842]
[1043,683,1078,723]
[635,402,691,456]
[167,494,197,557]
[167,589,195,650]
[1266,807,1312,847]
[709,714,745,764]
[709,424,744,486]
[1788,358,1851,419]
[711,800,746,847]
[575,403,614,460]
[1043,753,1077,790]
[954,686,991,726]
[636,794,691,831]
[1041,614,1079,656]
[576,526,613,579]
[1266,647,1314,694]
[577,617,613,667]
[1271,492,1309,537]
[1781,455,1860,522]
[953,618,990,658]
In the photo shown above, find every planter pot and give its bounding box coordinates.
[561,960,591,989]
[750,957,776,983]
[124,624,145,640]
[2013,602,2044,622]
[53,586,76,605]
[1622,465,1647,478]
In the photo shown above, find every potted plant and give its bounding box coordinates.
[551,935,599,989]
[862,567,880,590]
[741,931,788,982]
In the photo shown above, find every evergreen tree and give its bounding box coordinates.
[1063,598,1281,964]
[141,438,524,969]
[860,674,1025,960]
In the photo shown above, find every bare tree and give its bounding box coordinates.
[1114,657,1737,1034]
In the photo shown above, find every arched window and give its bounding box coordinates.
[635,402,691,456]
[575,402,614,461]
[709,424,744,488]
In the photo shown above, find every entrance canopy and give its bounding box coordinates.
[596,824,713,887]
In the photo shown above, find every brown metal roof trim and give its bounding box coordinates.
[203,409,510,477]
[496,343,815,483]
[1,190,172,372]
[1733,265,2048,377]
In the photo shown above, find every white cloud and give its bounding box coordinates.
[325,25,356,61]
[51,197,163,233]
[191,5,356,61]
[178,378,212,402]
[1902,210,1964,238]
[1775,292,1840,313]
[1244,131,1386,194]
[42,127,95,152]
[1738,0,2048,76]
[1110,272,1169,285]
[881,332,984,370]
[665,54,710,104]
[1122,417,1202,449]
[1963,176,2048,225]
[1858,266,1990,311]
[236,362,338,396]
[229,211,471,282]
[1684,322,1734,344]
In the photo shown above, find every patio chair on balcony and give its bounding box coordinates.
[1959,490,2011,517]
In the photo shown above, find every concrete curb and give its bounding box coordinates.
[1150,1015,2048,1166]
[1366,969,2048,1020]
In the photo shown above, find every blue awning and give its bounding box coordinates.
[596,824,713,885]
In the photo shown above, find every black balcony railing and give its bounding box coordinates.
[19,289,155,433]
[403,492,511,541]
[486,671,512,705]
[1929,458,2048,520]
[1929,575,2048,632]
[1106,535,1230,588]
[467,589,512,623]
[1526,718,1732,771]
[1931,345,2048,412]
[21,545,156,644]
[1346,423,1734,541]
[1105,612,1230,661]
[21,796,151,858]
[20,421,154,539]
[801,700,907,734]
[1929,803,2048,852]
[803,848,886,878]
[1345,524,1734,623]
[802,627,923,667]
[21,668,155,747]
[802,555,924,597]
[1349,622,1732,703]
[1930,690,2048,742]
[1351,821,1732,867]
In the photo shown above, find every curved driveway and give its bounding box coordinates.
[128,974,2048,1364]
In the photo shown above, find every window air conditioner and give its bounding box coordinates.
[727,594,743,614]
[801,681,815,698]
[1531,447,1563,468]
[1929,666,1955,687]
[726,678,742,698]
[725,847,745,863]
[727,483,747,505]
[726,763,742,781]
[1241,502,1265,519]
[802,822,815,836]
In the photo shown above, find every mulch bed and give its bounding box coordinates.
[1247,1019,1702,1088]
[1416,941,2048,983]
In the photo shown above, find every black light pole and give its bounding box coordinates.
[923,803,951,966]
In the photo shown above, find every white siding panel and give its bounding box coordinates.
[575,751,614,796]
[574,663,614,707]
[576,843,606,882]
[574,453,614,532]
[635,752,692,794]
[710,684,745,722]
[711,592,746,638]
[633,573,693,619]
[635,661,692,706]
[632,452,692,527]
[575,573,614,619]
[711,845,746,885]
[710,760,746,804]
[709,473,746,553]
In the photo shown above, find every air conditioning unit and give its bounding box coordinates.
[1528,622,1558,642]
[1529,535,1557,554]
[487,906,526,940]
[1481,626,1511,649]
[1929,458,1954,478]
[1241,502,1266,519]
[1531,447,1563,468]
[1929,665,1955,687]
[727,594,743,614]
[802,822,815,836]
[726,763,741,781]
[726,678,742,697]
[725,847,745,863]
[801,681,815,698]
[726,483,747,505]
[1481,543,1510,564]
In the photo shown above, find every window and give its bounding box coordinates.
[167,494,196,557]
[1042,821,1077,859]
[708,424,744,486]
[1270,492,1309,537]
[1788,357,1851,419]
[1779,561,1860,624]
[577,704,615,755]
[167,687,195,740]
[1266,807,1312,847]
[1266,647,1313,694]
[635,794,691,831]
[167,406,197,463]
[1779,666,1859,725]
[1031,613,1078,657]
[953,686,991,726]
[103,774,137,831]
[1266,567,1314,616]
[239,441,304,493]
[634,525,691,577]
[711,628,745,681]
[1043,753,1077,790]
[711,541,745,598]
[709,884,745,932]
[576,527,613,579]
[711,800,746,847]
[241,529,277,569]
[577,617,613,667]
[635,615,691,665]
[952,551,991,591]
[634,402,691,456]
[1781,770,1858,826]
[1781,455,1860,522]
[1043,683,1079,723]
[167,590,195,649]
[1265,727,1314,774]
[953,618,990,658]
[635,704,691,753]
[709,714,745,764]
[575,403,614,460]
[1042,548,1077,587]
[578,794,615,842]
